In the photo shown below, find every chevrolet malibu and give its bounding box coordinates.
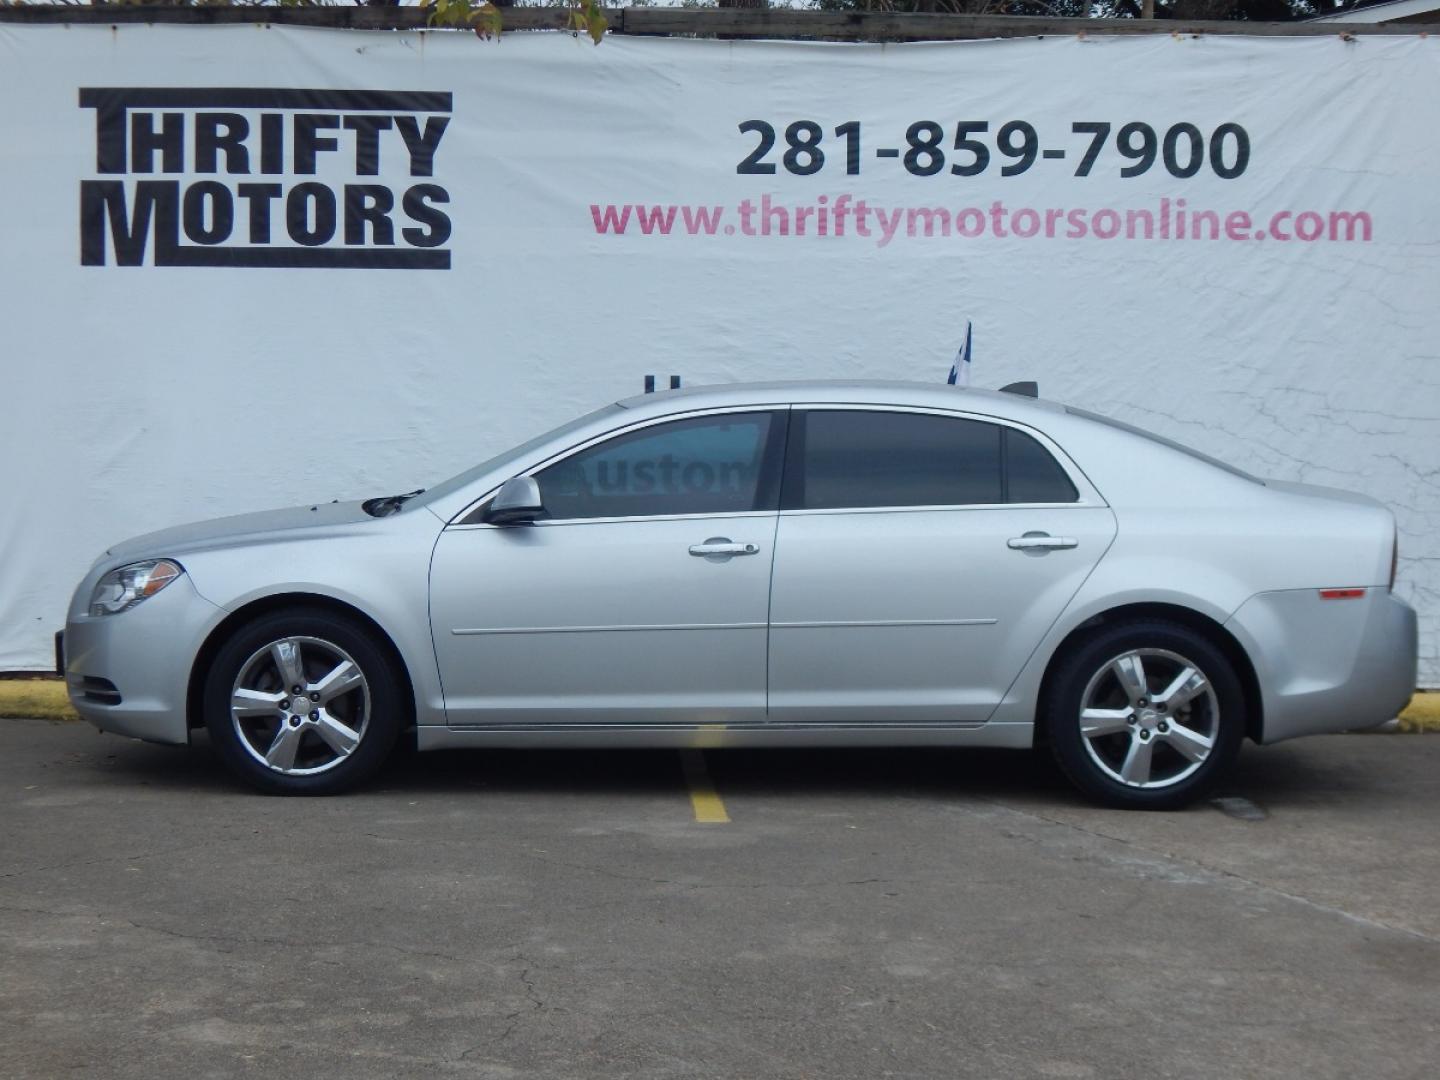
[61,381,1418,808]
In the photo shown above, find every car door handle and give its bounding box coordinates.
[1007,533,1078,550]
[689,538,760,558]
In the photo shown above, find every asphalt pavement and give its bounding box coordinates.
[2,719,1437,1080]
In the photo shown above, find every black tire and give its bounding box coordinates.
[203,608,404,795]
[1044,620,1245,810]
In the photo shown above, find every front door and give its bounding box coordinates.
[430,408,787,727]
[767,407,1116,726]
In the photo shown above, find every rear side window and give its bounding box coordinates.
[784,410,1077,510]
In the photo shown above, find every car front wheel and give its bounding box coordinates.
[203,609,403,795]
[1044,620,1246,810]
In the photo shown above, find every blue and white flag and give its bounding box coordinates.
[947,321,973,387]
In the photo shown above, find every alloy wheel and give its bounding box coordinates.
[229,636,371,776]
[1077,647,1219,790]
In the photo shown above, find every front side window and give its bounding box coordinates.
[534,412,781,520]
[784,410,1077,510]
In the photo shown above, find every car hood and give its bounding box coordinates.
[103,500,379,563]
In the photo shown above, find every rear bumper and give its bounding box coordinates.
[63,575,224,746]
[1226,588,1418,744]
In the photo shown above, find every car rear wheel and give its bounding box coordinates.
[1044,620,1245,810]
[203,609,403,795]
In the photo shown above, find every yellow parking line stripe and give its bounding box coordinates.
[679,750,730,823]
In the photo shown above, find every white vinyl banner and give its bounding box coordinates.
[0,24,1437,683]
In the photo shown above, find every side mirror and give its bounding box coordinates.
[485,476,544,526]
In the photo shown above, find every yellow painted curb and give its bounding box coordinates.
[1,676,1437,732]
[1398,691,1440,733]
[0,677,77,721]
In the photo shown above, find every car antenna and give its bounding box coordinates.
[1000,381,1039,398]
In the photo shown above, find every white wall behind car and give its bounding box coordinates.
[1,25,1435,685]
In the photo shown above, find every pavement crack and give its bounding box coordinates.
[0,905,475,963]
[508,847,679,886]
[972,798,1440,946]
[0,842,207,881]
[516,958,545,1014]
[457,953,546,1057]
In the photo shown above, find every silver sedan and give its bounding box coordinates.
[60,381,1417,808]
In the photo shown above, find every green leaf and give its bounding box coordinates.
[586,10,608,45]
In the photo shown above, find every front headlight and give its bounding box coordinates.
[88,559,184,617]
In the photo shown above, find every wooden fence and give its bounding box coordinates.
[1,5,1435,40]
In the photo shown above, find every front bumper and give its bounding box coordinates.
[63,574,225,745]
[1226,588,1418,744]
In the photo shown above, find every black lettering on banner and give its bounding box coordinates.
[80,180,178,266]
[287,182,337,246]
[78,87,454,269]
[131,112,184,174]
[345,185,395,246]
[183,181,234,245]
[394,115,450,177]
[260,113,285,176]
[736,116,1252,181]
[293,114,341,175]
[237,183,282,243]
[402,184,452,249]
[344,115,393,176]
[195,113,250,174]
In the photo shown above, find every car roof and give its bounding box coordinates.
[611,380,1268,500]
[614,380,1068,423]
[421,377,1269,523]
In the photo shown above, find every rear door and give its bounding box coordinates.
[767,406,1116,726]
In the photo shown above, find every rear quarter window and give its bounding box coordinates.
[1006,428,1078,503]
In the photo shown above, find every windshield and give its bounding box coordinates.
[416,403,626,507]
